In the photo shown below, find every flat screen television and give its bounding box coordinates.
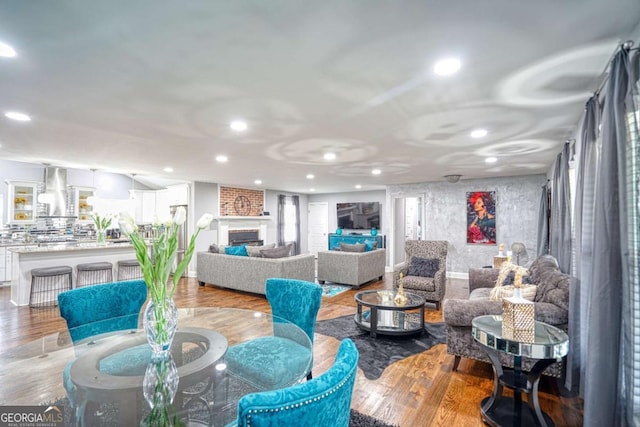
[336,202,381,230]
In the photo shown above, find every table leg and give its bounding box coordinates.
[481,347,505,417]
[370,307,378,338]
[527,358,557,427]
[419,305,425,333]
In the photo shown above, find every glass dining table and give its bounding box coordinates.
[0,307,313,426]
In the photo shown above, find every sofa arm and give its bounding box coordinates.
[442,298,503,327]
[468,268,499,292]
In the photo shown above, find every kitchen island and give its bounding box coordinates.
[9,242,140,306]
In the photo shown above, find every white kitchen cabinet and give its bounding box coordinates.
[167,184,189,206]
[6,181,38,224]
[69,186,96,223]
[0,247,6,282]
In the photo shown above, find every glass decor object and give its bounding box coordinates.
[143,297,179,356]
[336,228,343,235]
[141,354,182,426]
[370,227,378,236]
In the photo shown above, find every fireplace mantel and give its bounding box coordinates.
[214,216,272,246]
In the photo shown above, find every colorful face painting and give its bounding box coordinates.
[467,191,496,244]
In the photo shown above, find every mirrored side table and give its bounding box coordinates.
[472,315,569,427]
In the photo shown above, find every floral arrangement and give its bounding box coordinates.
[92,213,112,231]
[118,207,214,303]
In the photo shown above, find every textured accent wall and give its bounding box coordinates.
[387,174,546,275]
[219,186,264,216]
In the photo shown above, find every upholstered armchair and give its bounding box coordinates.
[393,240,448,310]
[442,255,570,376]
[232,339,359,427]
[225,278,323,390]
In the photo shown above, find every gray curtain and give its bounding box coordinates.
[582,47,630,426]
[536,183,550,257]
[548,142,572,273]
[566,96,600,394]
[277,194,286,246]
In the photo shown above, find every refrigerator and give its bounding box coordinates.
[170,204,188,277]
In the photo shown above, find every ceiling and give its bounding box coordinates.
[1,2,639,194]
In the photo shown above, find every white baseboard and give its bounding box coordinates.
[447,271,469,280]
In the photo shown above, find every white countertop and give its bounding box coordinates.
[8,242,136,254]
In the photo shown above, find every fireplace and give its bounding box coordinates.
[228,229,263,246]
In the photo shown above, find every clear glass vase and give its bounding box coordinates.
[142,355,180,426]
[143,297,178,357]
[96,229,107,244]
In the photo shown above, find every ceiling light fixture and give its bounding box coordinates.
[254,179,262,185]
[323,152,336,161]
[229,120,248,132]
[87,168,99,205]
[470,129,488,138]
[163,167,173,173]
[129,173,137,200]
[309,188,315,192]
[485,157,498,163]
[355,184,362,189]
[5,111,31,122]
[0,42,16,58]
[216,155,228,163]
[371,169,382,175]
[433,58,461,76]
[444,174,462,183]
[306,174,315,179]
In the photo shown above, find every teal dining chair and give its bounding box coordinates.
[224,278,323,390]
[232,338,359,427]
[57,279,149,418]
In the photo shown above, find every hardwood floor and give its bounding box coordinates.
[0,274,583,426]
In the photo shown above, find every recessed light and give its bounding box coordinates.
[5,111,31,122]
[309,188,316,192]
[355,184,362,189]
[371,169,382,175]
[306,174,315,180]
[254,179,262,185]
[163,167,173,173]
[0,42,16,58]
[470,129,488,138]
[323,152,336,161]
[433,58,461,76]
[229,120,248,132]
[216,155,228,163]
[485,157,498,163]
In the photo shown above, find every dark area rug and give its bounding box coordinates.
[315,313,446,380]
[350,409,399,427]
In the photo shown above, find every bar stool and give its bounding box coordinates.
[117,259,143,281]
[29,266,73,308]
[76,262,113,287]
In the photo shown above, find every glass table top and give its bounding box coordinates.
[472,315,569,360]
[355,289,425,309]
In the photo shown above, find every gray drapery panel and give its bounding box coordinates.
[536,184,550,257]
[292,195,301,255]
[583,47,629,426]
[566,96,600,394]
[277,194,286,246]
[549,142,572,273]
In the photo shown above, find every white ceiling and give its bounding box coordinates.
[1,2,639,194]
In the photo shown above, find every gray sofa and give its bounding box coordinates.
[317,248,386,288]
[442,255,570,376]
[196,251,315,295]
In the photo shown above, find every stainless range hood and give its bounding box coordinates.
[41,166,68,217]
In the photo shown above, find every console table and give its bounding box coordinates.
[328,233,385,250]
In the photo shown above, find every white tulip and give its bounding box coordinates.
[172,206,187,226]
[119,220,136,236]
[197,213,214,229]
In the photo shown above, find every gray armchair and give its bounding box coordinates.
[393,240,448,310]
[442,255,570,376]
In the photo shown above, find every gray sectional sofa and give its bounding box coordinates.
[196,251,315,295]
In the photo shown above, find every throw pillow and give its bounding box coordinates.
[225,245,248,256]
[494,262,531,287]
[208,243,219,253]
[407,257,439,278]
[246,243,276,257]
[340,243,366,253]
[489,284,537,301]
[260,243,292,259]
[363,240,378,252]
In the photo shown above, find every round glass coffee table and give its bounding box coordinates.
[354,290,426,337]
